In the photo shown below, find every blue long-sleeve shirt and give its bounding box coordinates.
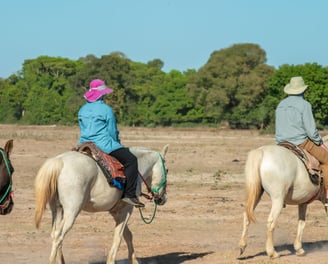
[78,100,123,153]
[275,95,322,146]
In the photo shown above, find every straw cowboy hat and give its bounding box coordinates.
[84,79,113,102]
[284,76,308,95]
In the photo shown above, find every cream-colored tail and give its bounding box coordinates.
[34,157,63,228]
[245,148,264,223]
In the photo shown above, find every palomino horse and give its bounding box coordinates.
[35,145,169,264]
[0,139,14,215]
[239,143,326,259]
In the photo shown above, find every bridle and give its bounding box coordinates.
[139,153,167,204]
[138,153,168,224]
[0,148,14,213]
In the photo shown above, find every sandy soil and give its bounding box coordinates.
[0,125,328,264]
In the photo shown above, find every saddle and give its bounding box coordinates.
[278,141,322,185]
[73,142,126,189]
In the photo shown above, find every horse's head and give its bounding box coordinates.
[151,144,169,206]
[134,144,169,206]
[0,140,14,215]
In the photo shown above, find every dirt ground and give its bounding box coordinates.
[1,125,328,264]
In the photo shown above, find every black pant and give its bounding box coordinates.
[110,147,138,198]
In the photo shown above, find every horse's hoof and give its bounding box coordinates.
[296,249,306,256]
[269,252,280,259]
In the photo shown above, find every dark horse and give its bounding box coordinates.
[0,140,14,215]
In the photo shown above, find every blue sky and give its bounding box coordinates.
[1,0,328,78]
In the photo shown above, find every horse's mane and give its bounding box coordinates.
[129,146,151,152]
[129,147,159,163]
[129,146,155,155]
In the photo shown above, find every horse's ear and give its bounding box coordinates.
[4,139,13,158]
[161,144,169,159]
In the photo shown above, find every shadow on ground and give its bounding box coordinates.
[237,240,328,261]
[90,251,213,264]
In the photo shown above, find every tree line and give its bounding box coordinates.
[1,43,328,130]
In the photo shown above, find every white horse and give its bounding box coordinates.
[35,145,169,264]
[239,143,326,259]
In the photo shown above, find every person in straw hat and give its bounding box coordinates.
[275,76,328,206]
[78,79,145,208]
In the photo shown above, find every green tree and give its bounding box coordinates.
[186,43,274,127]
[263,63,328,129]
[128,61,166,126]
[20,56,83,124]
[149,70,193,126]
[0,75,28,123]
[22,84,65,124]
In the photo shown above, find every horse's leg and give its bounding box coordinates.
[107,206,136,264]
[266,198,284,259]
[239,212,250,255]
[294,204,307,256]
[49,202,66,264]
[48,202,80,264]
[123,223,138,264]
[239,190,263,256]
[48,201,63,264]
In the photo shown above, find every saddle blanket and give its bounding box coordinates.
[73,142,126,190]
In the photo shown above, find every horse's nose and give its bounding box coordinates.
[155,194,167,205]
[5,199,14,214]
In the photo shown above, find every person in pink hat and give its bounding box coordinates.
[78,79,144,208]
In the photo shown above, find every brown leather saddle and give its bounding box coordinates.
[73,142,126,189]
[278,141,322,185]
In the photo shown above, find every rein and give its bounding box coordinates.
[0,148,13,208]
[138,153,167,224]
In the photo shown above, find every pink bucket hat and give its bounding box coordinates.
[84,79,113,102]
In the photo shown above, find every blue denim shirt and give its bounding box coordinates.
[275,95,322,145]
[78,100,122,153]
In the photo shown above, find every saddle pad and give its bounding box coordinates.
[73,142,125,179]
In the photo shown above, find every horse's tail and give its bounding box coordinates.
[34,157,63,229]
[244,148,264,223]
